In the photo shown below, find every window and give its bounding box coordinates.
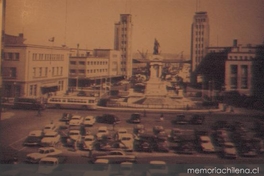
[52,67,55,75]
[60,67,63,75]
[230,65,237,75]
[33,68,36,77]
[79,61,85,65]
[45,67,48,76]
[39,67,42,76]
[14,53,20,60]
[57,67,59,75]
[79,69,85,74]
[70,69,76,73]
[70,61,76,65]
[241,65,248,89]
[87,61,90,65]
[2,67,17,78]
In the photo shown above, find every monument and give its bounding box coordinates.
[144,39,167,97]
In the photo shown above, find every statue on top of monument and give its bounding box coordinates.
[153,38,161,55]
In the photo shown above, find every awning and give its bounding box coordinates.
[41,83,58,94]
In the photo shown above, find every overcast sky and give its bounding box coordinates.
[4,0,264,57]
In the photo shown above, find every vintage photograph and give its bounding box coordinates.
[1,0,264,175]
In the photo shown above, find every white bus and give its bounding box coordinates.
[47,96,98,110]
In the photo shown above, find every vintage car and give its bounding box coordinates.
[199,136,215,153]
[26,147,62,164]
[133,124,145,135]
[177,142,195,154]
[128,113,141,123]
[96,126,109,140]
[221,142,237,159]
[40,131,61,147]
[68,130,82,143]
[153,125,165,135]
[60,113,73,122]
[92,150,136,163]
[69,115,83,126]
[43,123,58,134]
[147,160,168,176]
[82,135,95,150]
[23,130,44,146]
[83,115,96,126]
[119,133,134,152]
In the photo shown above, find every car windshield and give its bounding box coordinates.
[72,117,80,120]
[98,130,106,133]
[122,137,131,141]
[85,138,93,141]
[45,135,56,137]
[69,132,79,135]
[39,149,46,154]
[225,145,234,148]
[85,119,91,121]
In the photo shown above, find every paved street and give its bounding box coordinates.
[1,107,264,165]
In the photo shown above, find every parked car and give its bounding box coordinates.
[168,128,183,142]
[119,133,134,152]
[97,114,120,124]
[83,115,96,126]
[239,142,258,157]
[153,125,165,135]
[37,156,67,175]
[133,124,145,135]
[92,150,136,163]
[82,135,95,150]
[171,114,190,125]
[115,128,128,140]
[23,130,44,146]
[68,130,82,143]
[40,131,61,147]
[152,140,170,153]
[60,113,73,122]
[199,136,215,153]
[26,147,62,164]
[147,160,168,176]
[43,123,58,134]
[134,139,152,152]
[128,113,141,123]
[156,131,169,141]
[190,114,205,125]
[96,126,109,140]
[221,142,237,159]
[177,142,195,154]
[69,115,83,126]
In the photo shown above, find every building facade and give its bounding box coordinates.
[225,44,256,96]
[68,49,121,88]
[190,11,209,83]
[114,14,133,78]
[2,34,69,99]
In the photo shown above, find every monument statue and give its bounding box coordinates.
[153,38,161,55]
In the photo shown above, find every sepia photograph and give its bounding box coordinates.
[1,0,264,175]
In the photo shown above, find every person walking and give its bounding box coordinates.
[37,107,42,117]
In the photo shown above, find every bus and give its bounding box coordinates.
[46,96,98,110]
[14,97,46,110]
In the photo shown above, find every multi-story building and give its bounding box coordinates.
[225,43,257,96]
[190,11,210,83]
[2,33,69,99]
[114,14,133,78]
[68,49,121,88]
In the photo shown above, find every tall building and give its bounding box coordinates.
[114,14,133,78]
[190,11,209,83]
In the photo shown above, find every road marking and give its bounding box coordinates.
[8,136,27,146]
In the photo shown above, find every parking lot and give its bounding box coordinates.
[1,108,264,166]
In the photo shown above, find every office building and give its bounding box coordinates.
[2,33,69,99]
[114,14,133,78]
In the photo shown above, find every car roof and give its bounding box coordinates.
[69,130,80,133]
[44,131,58,135]
[120,133,133,138]
[150,160,166,165]
[118,128,127,132]
[84,135,95,139]
[98,126,108,130]
[85,115,94,119]
[29,130,43,136]
[200,136,210,140]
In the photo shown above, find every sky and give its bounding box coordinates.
[4,0,264,57]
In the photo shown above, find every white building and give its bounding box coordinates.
[2,34,69,98]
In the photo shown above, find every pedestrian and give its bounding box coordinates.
[160,113,164,121]
[112,122,116,130]
[88,149,93,158]
[37,107,42,117]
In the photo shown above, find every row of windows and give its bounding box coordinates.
[32,53,64,61]
[230,77,248,89]
[229,55,254,60]
[196,19,206,23]
[196,44,204,48]
[2,67,16,78]
[70,61,108,65]
[195,25,205,29]
[33,67,63,77]
[195,38,204,42]
[2,52,20,61]
[195,50,204,55]
[49,98,95,103]
[230,65,248,76]
[70,69,108,74]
